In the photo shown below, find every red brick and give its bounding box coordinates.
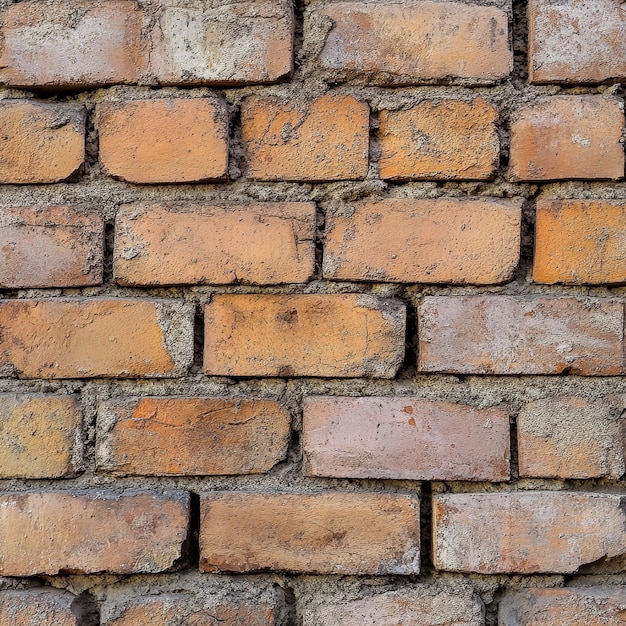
[509,96,624,181]
[378,99,500,180]
[0,205,103,288]
[303,396,510,481]
[97,98,229,184]
[529,0,626,84]
[0,101,85,184]
[97,397,290,476]
[114,202,315,286]
[317,1,512,83]
[323,198,521,284]
[433,492,626,574]
[0,589,85,626]
[518,396,625,479]
[149,0,294,85]
[0,0,147,88]
[534,199,626,285]
[200,492,420,574]
[499,587,626,626]
[0,394,81,479]
[241,94,369,181]
[204,294,405,378]
[0,490,189,575]
[0,298,194,379]
[418,296,624,375]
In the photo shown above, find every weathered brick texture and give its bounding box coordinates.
[0,589,85,626]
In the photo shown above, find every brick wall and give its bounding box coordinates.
[0,0,624,624]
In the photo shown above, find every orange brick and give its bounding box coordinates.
[509,96,624,181]
[200,492,420,574]
[97,99,229,184]
[500,587,626,626]
[114,202,315,286]
[317,1,512,83]
[0,394,81,479]
[378,99,500,180]
[204,294,405,378]
[323,198,521,284]
[529,0,626,84]
[0,298,194,379]
[0,490,189,575]
[518,396,625,479]
[97,397,290,476]
[0,101,85,184]
[0,0,147,88]
[149,0,294,85]
[418,296,624,375]
[241,94,369,181]
[0,589,85,626]
[433,492,626,573]
[534,199,626,285]
[0,205,103,288]
[303,396,510,481]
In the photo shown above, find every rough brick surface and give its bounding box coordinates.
[0,101,85,184]
[204,294,405,378]
[0,491,189,575]
[97,98,229,184]
[534,199,626,285]
[0,589,84,626]
[114,202,315,286]
[509,96,625,181]
[317,1,512,83]
[0,394,81,479]
[418,296,624,375]
[518,396,625,479]
[200,492,420,574]
[97,397,290,476]
[241,94,369,181]
[303,396,510,481]
[499,587,626,626]
[0,0,147,88]
[529,0,626,84]
[378,99,500,180]
[0,299,194,379]
[433,492,626,574]
[323,198,521,284]
[0,205,103,288]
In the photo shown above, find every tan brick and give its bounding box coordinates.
[149,0,294,85]
[0,205,103,288]
[509,96,625,181]
[317,1,512,83]
[378,99,500,180]
[534,199,626,285]
[114,202,315,286]
[97,98,229,184]
[0,394,81,479]
[0,0,147,88]
[303,396,510,481]
[324,198,521,284]
[0,298,194,379]
[0,101,85,184]
[0,490,189,575]
[242,94,369,181]
[204,294,405,378]
[0,589,84,626]
[97,397,290,476]
[200,492,420,574]
[303,586,484,626]
[518,396,625,479]
[499,587,626,626]
[529,0,626,84]
[418,296,624,375]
